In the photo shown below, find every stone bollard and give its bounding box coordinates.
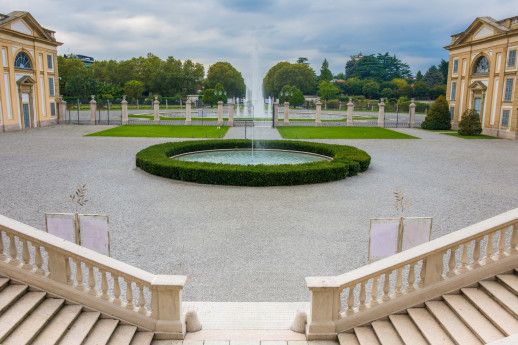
[228,101,234,127]
[185,99,192,125]
[347,98,354,127]
[290,311,307,333]
[409,98,416,128]
[378,98,385,128]
[283,101,290,124]
[217,101,224,126]
[89,95,96,125]
[153,96,160,124]
[121,95,128,125]
[58,98,67,124]
[315,101,322,126]
[273,102,279,127]
[185,310,202,332]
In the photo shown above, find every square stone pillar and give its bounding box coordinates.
[274,102,279,127]
[121,95,128,125]
[315,101,322,126]
[217,101,224,126]
[283,102,290,124]
[347,98,354,127]
[227,101,234,127]
[185,99,192,125]
[89,95,96,125]
[378,98,385,128]
[306,277,341,340]
[409,98,416,128]
[151,275,188,338]
[153,96,160,124]
[58,98,67,123]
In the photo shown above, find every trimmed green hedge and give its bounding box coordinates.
[136,140,371,186]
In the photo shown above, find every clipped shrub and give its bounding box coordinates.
[136,140,371,186]
[421,95,451,130]
[458,109,482,136]
[326,99,340,109]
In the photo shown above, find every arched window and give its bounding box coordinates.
[473,56,489,74]
[14,52,32,70]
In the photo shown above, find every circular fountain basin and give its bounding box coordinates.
[172,149,332,165]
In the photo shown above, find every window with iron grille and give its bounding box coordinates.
[508,50,516,68]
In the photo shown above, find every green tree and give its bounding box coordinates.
[263,62,316,96]
[458,109,482,136]
[421,95,451,130]
[214,83,227,103]
[206,62,246,97]
[124,80,145,100]
[413,81,429,99]
[422,65,444,88]
[203,89,218,106]
[344,77,364,95]
[297,57,309,65]
[318,81,340,101]
[362,80,380,99]
[429,85,446,99]
[319,58,333,83]
[345,59,358,79]
[279,85,305,106]
[438,59,449,83]
[416,70,423,82]
[381,88,393,99]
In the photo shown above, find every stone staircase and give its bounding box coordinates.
[0,276,154,345]
[338,269,518,345]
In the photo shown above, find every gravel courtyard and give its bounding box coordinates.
[1,125,517,302]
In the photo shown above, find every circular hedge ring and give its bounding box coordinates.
[136,139,370,186]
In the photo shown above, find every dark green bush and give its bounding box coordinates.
[458,109,482,136]
[326,100,340,109]
[421,95,451,130]
[136,140,371,186]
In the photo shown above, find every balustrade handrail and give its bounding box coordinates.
[307,207,518,290]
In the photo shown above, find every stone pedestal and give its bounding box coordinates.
[274,102,279,127]
[185,99,192,125]
[378,98,385,128]
[227,102,234,127]
[283,102,290,124]
[121,95,128,125]
[217,101,224,126]
[89,95,96,125]
[58,99,67,124]
[409,98,416,128]
[153,96,160,124]
[347,98,354,127]
[315,101,322,126]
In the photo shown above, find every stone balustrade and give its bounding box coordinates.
[0,214,188,339]
[306,208,518,339]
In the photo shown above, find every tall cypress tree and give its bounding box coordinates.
[320,59,333,82]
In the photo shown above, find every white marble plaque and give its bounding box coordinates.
[45,213,76,243]
[369,222,398,260]
[79,215,110,256]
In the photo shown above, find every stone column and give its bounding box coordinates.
[121,95,128,125]
[347,98,354,127]
[151,275,188,338]
[378,98,385,128]
[89,95,96,125]
[58,98,67,124]
[227,101,234,127]
[274,102,279,127]
[315,101,322,126]
[306,277,341,340]
[153,96,160,124]
[409,98,416,128]
[217,101,224,126]
[185,99,192,125]
[283,102,290,124]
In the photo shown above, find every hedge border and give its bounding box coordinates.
[136,140,371,186]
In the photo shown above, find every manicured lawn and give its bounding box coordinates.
[277,127,419,139]
[418,128,457,132]
[443,133,501,139]
[86,125,229,138]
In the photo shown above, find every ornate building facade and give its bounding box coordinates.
[0,11,62,132]
[445,16,518,139]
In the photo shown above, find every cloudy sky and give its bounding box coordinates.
[4,0,516,83]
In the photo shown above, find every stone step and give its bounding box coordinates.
[57,311,100,345]
[462,287,518,336]
[371,320,403,345]
[443,294,504,343]
[426,300,482,345]
[338,332,360,345]
[389,314,428,345]
[107,325,137,345]
[32,304,83,345]
[3,298,64,345]
[407,308,454,345]
[354,327,381,345]
[0,291,46,341]
[0,284,28,313]
[497,274,518,295]
[0,277,9,290]
[480,280,518,318]
[83,318,119,345]
[129,332,154,345]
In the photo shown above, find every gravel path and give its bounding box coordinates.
[1,125,517,302]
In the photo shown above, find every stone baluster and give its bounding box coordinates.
[101,270,109,300]
[126,280,135,309]
[35,245,45,275]
[0,231,5,261]
[138,284,146,314]
[409,98,416,128]
[370,276,380,306]
[483,233,494,264]
[508,224,518,254]
[153,96,160,124]
[358,282,366,310]
[494,228,507,259]
[382,272,391,301]
[121,95,128,125]
[227,101,234,127]
[283,102,290,124]
[217,101,224,126]
[472,238,482,268]
[185,99,192,125]
[8,234,19,265]
[315,101,322,126]
[89,95,96,125]
[66,258,72,285]
[88,264,96,295]
[393,268,403,297]
[447,246,458,277]
[22,239,32,270]
[378,98,385,128]
[419,260,427,288]
[406,263,416,293]
[75,259,86,290]
[346,286,354,313]
[347,98,354,126]
[457,242,469,273]
[113,275,122,306]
